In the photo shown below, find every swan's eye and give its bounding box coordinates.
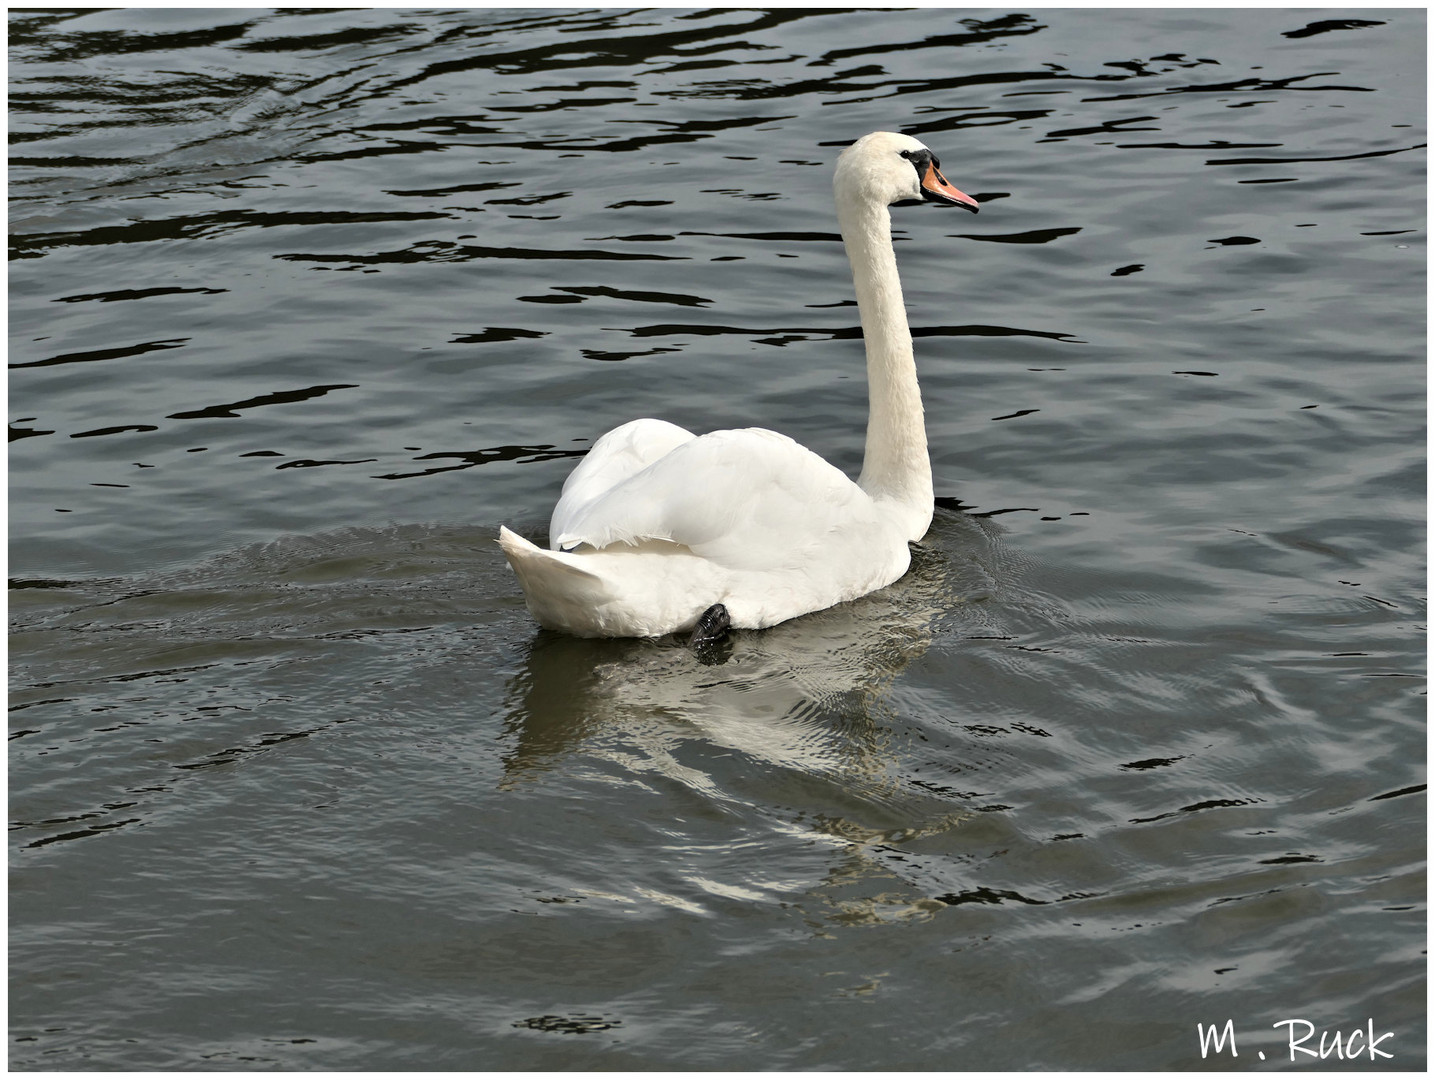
[899,148,931,180]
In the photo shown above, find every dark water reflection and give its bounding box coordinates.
[10,6,1425,1070]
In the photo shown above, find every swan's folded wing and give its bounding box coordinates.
[549,418,695,549]
[551,427,874,568]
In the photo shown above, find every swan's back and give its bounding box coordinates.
[501,426,912,636]
[555,426,895,566]
[550,418,694,547]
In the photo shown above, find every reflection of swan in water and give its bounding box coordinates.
[498,507,1026,923]
[498,507,1004,790]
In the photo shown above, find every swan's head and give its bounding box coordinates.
[834,131,979,213]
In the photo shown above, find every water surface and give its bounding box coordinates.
[9,7,1425,1070]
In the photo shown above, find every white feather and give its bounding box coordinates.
[550,418,695,549]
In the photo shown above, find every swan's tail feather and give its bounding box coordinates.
[498,525,600,583]
[498,525,614,634]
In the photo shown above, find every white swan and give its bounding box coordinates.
[499,131,978,639]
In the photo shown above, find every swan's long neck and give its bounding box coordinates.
[838,194,934,542]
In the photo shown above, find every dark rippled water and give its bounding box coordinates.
[9,7,1425,1070]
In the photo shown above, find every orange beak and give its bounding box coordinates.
[921,160,980,212]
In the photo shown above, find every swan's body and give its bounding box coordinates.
[499,131,978,638]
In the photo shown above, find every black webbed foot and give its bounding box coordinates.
[688,602,731,660]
